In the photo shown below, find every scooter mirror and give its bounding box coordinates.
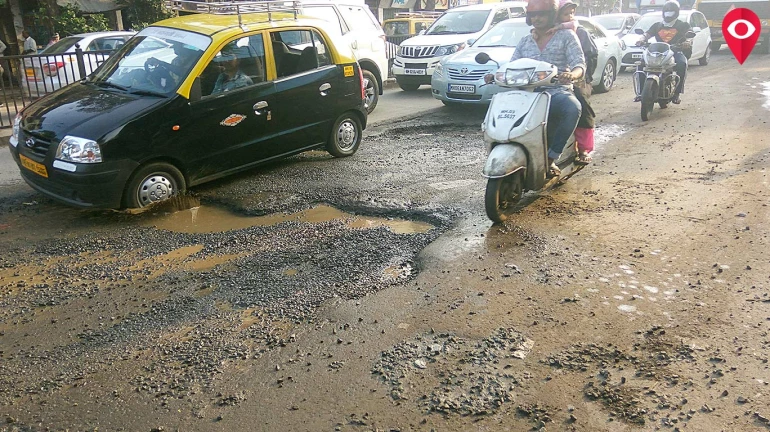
[475,52,491,64]
[685,30,696,38]
[634,28,644,35]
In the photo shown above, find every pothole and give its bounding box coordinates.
[141,204,434,235]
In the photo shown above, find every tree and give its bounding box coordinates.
[118,0,173,30]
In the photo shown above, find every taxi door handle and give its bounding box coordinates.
[253,101,268,115]
[319,83,331,96]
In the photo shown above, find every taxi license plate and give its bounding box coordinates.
[632,53,642,59]
[20,154,48,178]
[404,68,426,75]
[449,84,475,93]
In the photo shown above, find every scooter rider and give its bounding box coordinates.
[634,0,691,104]
[486,0,585,177]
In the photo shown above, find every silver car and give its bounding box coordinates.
[431,17,624,106]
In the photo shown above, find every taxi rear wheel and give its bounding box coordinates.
[123,162,186,208]
[362,69,379,114]
[327,113,362,158]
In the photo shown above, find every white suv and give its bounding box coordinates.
[392,2,526,91]
[300,0,388,112]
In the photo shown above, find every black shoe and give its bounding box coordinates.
[671,94,681,104]
[633,95,641,102]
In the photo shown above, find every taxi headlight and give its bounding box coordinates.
[56,135,102,163]
[496,68,534,86]
[10,114,20,147]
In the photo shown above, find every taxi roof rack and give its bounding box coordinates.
[164,0,301,28]
[392,11,443,18]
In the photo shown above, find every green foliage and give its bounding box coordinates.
[30,4,110,40]
[118,0,174,30]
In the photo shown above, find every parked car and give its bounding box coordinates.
[619,9,712,70]
[22,31,135,97]
[431,16,623,105]
[383,11,442,38]
[298,0,388,113]
[592,13,640,37]
[391,2,527,91]
[9,3,367,209]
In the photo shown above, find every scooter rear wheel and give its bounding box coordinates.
[485,172,524,223]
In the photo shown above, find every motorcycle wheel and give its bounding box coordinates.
[485,172,524,223]
[659,100,668,109]
[640,80,657,121]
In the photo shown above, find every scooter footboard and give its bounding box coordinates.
[482,144,527,179]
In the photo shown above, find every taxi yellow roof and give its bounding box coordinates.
[152,13,324,38]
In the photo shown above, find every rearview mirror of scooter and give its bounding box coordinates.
[475,52,491,64]
[634,28,644,35]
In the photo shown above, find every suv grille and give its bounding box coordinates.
[399,45,439,58]
[447,67,492,81]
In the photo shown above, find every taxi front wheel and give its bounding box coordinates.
[123,162,186,208]
[326,113,362,158]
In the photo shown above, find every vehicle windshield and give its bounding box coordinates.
[384,21,410,36]
[426,10,491,35]
[41,36,84,54]
[593,15,625,30]
[631,14,666,32]
[89,27,211,97]
[473,20,530,47]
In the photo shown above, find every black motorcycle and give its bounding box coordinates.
[632,28,696,121]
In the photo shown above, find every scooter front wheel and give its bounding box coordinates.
[485,172,524,223]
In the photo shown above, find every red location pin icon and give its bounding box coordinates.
[722,8,761,64]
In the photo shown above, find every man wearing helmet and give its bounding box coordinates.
[636,0,691,104]
[487,0,586,177]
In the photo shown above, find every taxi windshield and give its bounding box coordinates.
[89,27,211,96]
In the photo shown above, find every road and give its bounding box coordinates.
[1,49,769,431]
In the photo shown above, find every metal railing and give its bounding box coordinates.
[0,47,113,128]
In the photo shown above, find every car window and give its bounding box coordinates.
[302,5,346,35]
[200,35,265,97]
[695,12,708,29]
[490,9,510,26]
[86,37,128,51]
[41,36,84,54]
[509,7,525,17]
[270,29,331,79]
[385,21,410,36]
[426,9,492,35]
[415,22,429,33]
[581,21,605,38]
[338,5,380,33]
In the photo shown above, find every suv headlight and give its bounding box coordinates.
[10,114,20,147]
[55,135,102,163]
[435,44,463,56]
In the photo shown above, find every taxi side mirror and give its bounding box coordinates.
[190,76,202,102]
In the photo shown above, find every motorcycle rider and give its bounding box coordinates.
[634,0,691,104]
[486,0,585,177]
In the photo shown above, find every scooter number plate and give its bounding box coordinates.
[448,84,475,93]
[404,68,426,75]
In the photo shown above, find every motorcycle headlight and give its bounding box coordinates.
[645,52,666,68]
[55,135,102,163]
[10,114,21,147]
[495,68,535,86]
[435,44,463,56]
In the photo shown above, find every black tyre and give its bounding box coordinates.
[699,44,711,65]
[640,80,656,121]
[398,81,420,91]
[595,59,616,93]
[659,100,668,109]
[123,162,185,208]
[484,172,524,223]
[361,69,379,114]
[710,41,721,52]
[326,112,362,158]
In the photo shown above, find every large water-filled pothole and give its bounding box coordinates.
[142,204,435,235]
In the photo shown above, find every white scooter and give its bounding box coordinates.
[475,53,584,223]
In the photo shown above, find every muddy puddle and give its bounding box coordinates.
[142,204,434,235]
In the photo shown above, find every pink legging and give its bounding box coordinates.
[575,127,594,153]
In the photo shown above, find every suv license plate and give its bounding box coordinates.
[20,154,48,178]
[404,68,426,75]
[449,84,475,93]
[632,53,642,58]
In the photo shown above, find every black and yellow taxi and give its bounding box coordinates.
[8,0,367,209]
